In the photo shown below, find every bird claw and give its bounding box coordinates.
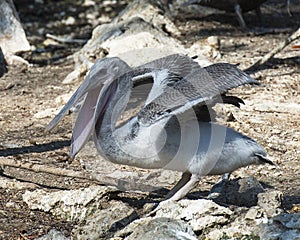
[207,173,230,199]
[207,192,222,199]
[146,199,173,217]
[207,183,224,199]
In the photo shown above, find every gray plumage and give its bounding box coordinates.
[47,54,274,204]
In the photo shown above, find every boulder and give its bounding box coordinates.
[72,201,138,240]
[153,199,233,232]
[0,0,30,64]
[257,213,300,240]
[23,185,118,221]
[116,217,197,240]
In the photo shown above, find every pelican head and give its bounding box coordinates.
[47,57,131,158]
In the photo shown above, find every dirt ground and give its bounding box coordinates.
[0,0,299,239]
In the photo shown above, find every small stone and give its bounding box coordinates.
[5,201,19,209]
[291,205,300,213]
[36,229,68,240]
[143,203,156,213]
[222,177,265,207]
[43,38,59,46]
[29,139,37,145]
[83,0,95,6]
[33,108,59,119]
[258,190,283,217]
[63,16,76,25]
[226,111,235,122]
[245,207,262,220]
[206,36,220,49]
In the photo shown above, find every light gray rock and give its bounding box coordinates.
[114,0,180,36]
[33,107,59,119]
[36,229,68,240]
[0,0,30,64]
[273,213,300,229]
[245,206,264,220]
[153,199,233,232]
[258,190,283,217]
[0,176,37,189]
[63,17,188,84]
[23,185,118,221]
[72,201,138,240]
[253,101,300,114]
[62,0,212,84]
[257,213,300,240]
[206,205,267,240]
[116,217,197,240]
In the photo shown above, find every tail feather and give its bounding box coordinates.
[255,153,276,166]
[222,95,245,108]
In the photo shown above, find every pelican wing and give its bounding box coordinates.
[137,63,259,125]
[136,54,201,79]
[132,54,202,105]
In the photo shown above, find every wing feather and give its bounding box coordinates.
[137,63,258,125]
[137,54,201,79]
[133,54,202,105]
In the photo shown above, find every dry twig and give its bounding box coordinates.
[46,33,87,44]
[0,157,91,179]
[246,27,300,73]
[0,157,159,192]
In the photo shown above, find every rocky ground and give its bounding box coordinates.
[0,0,299,239]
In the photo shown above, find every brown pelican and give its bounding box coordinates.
[47,54,274,204]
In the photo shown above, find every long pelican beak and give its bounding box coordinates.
[70,87,102,159]
[70,76,118,159]
[94,78,118,132]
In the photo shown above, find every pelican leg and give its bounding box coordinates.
[165,171,192,199]
[167,173,200,201]
[234,2,247,30]
[287,0,291,16]
[207,173,231,199]
[147,173,200,216]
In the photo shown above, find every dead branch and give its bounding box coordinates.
[0,157,159,192]
[0,157,91,179]
[246,27,300,73]
[46,33,87,44]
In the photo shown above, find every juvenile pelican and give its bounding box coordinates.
[47,54,274,203]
